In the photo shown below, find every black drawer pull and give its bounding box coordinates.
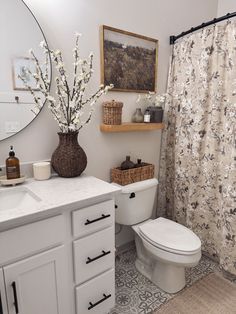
[11,282,19,314]
[86,250,111,264]
[88,293,111,310]
[85,214,111,225]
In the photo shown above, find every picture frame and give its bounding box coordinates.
[100,25,158,93]
[12,57,39,91]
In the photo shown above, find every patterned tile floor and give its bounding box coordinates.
[110,245,219,314]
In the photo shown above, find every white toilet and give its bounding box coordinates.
[113,178,201,293]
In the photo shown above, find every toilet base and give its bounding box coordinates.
[135,257,185,294]
[135,258,152,281]
[152,259,186,293]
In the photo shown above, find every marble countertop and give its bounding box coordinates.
[0,174,121,228]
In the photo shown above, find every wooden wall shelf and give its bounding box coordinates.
[100,122,164,133]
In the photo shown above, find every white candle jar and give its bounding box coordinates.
[33,162,51,180]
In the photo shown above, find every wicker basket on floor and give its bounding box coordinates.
[111,163,154,185]
[103,100,123,125]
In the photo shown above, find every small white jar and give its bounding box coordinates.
[33,162,51,180]
[144,109,151,123]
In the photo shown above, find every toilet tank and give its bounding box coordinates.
[112,178,158,225]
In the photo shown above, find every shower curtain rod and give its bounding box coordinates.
[170,11,236,45]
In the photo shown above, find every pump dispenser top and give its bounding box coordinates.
[9,146,15,157]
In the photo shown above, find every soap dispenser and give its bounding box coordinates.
[6,146,20,179]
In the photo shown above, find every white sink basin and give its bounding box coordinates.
[0,187,41,211]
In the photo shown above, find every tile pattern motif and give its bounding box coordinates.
[110,246,220,314]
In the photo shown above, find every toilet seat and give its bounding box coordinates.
[138,217,201,256]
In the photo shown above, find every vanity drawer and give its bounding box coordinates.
[72,199,114,238]
[73,226,114,284]
[0,215,64,265]
[75,268,115,314]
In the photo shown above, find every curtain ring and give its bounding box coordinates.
[226,13,231,24]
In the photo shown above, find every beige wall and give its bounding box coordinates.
[0,0,218,246]
[218,0,236,16]
[0,0,218,175]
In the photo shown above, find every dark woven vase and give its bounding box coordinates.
[51,132,87,178]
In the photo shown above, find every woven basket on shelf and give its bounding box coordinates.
[111,163,154,186]
[103,100,123,125]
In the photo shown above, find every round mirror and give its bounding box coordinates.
[0,0,51,141]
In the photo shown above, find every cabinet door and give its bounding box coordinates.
[4,246,70,314]
[0,269,8,314]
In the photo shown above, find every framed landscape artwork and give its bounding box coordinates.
[100,25,158,93]
[12,57,39,91]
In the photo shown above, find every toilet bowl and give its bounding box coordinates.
[133,218,201,293]
[113,179,201,293]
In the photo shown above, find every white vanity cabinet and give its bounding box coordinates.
[3,246,68,314]
[0,176,120,314]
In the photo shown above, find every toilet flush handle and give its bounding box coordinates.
[129,192,136,199]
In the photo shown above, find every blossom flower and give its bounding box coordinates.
[54,50,61,55]
[47,96,56,102]
[135,92,167,108]
[19,33,113,132]
[136,94,141,104]
[39,41,45,48]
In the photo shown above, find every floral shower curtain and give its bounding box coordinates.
[158,21,236,275]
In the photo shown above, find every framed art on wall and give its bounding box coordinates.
[12,57,39,91]
[100,25,158,93]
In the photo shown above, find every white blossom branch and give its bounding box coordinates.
[20,33,113,132]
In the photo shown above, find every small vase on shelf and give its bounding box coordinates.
[120,156,135,170]
[132,108,144,123]
[135,159,145,168]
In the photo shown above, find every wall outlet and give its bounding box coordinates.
[5,121,20,134]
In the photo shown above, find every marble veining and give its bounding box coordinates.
[0,174,120,227]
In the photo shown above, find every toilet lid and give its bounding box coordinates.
[139,217,201,254]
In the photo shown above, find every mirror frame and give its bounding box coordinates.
[0,0,52,142]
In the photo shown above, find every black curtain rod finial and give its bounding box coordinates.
[170,35,176,45]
